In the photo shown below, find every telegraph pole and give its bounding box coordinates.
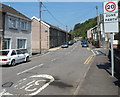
[96,6,101,47]
[39,0,42,54]
[39,0,48,54]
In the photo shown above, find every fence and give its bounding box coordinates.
[114,49,120,78]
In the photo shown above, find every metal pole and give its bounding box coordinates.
[39,0,42,54]
[110,33,114,77]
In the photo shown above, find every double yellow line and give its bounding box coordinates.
[84,55,94,64]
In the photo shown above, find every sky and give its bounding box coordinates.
[2,2,103,31]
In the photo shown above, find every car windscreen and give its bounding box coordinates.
[0,51,9,56]
[83,42,88,44]
[63,43,67,45]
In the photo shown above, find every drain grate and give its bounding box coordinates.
[2,82,13,88]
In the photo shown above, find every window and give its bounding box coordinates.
[17,39,26,49]
[8,16,18,29]
[16,50,22,54]
[11,50,16,56]
[0,51,9,56]
[20,20,28,30]
[45,30,48,32]
[4,39,11,49]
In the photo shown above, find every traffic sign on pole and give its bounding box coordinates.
[104,1,119,33]
[103,1,119,77]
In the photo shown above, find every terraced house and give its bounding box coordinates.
[0,4,32,54]
[31,16,72,53]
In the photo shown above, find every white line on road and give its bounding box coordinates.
[96,51,99,55]
[91,50,96,55]
[17,64,43,75]
[71,43,78,52]
[31,52,50,60]
[51,58,56,62]
[65,52,70,55]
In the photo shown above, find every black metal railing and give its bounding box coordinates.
[114,49,120,78]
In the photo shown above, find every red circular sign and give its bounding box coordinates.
[105,2,116,12]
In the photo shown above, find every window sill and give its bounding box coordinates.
[9,27,18,30]
[21,29,28,31]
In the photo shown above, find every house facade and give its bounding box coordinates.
[0,4,32,54]
[0,11,3,50]
[31,16,50,52]
[87,28,92,39]
[31,16,72,53]
[49,25,66,48]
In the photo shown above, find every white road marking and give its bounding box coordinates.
[17,64,43,75]
[87,48,91,50]
[0,89,6,97]
[18,78,27,83]
[65,52,70,55]
[71,44,78,52]
[14,78,27,88]
[96,51,99,55]
[27,74,54,95]
[0,89,13,97]
[1,74,54,96]
[51,58,56,62]
[91,50,96,55]
[19,80,36,90]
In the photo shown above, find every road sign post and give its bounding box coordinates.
[110,33,114,77]
[103,1,119,77]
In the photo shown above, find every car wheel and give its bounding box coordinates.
[11,60,16,66]
[26,57,30,62]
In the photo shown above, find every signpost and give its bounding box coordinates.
[103,0,119,77]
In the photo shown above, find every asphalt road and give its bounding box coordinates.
[0,41,93,96]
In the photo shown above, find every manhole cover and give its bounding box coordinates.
[2,82,13,88]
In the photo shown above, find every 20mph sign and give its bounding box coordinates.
[104,1,118,13]
[104,1,119,33]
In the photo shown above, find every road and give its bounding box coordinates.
[0,41,94,96]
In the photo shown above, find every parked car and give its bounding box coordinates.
[81,40,87,45]
[0,49,30,66]
[81,42,89,47]
[61,42,69,48]
[73,40,77,43]
[68,40,74,45]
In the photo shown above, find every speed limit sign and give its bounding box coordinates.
[104,1,118,13]
[104,0,119,33]
[105,2,116,12]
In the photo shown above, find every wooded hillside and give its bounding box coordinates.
[70,17,97,38]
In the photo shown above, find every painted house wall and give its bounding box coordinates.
[0,12,3,50]
[4,13,32,54]
[32,18,50,52]
[87,28,92,39]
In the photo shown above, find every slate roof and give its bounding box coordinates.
[0,3,31,21]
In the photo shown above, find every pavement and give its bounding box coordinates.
[48,46,61,51]
[78,47,119,95]
[31,46,61,58]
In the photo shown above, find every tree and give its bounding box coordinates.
[70,17,97,38]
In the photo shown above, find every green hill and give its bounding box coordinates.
[70,17,97,38]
